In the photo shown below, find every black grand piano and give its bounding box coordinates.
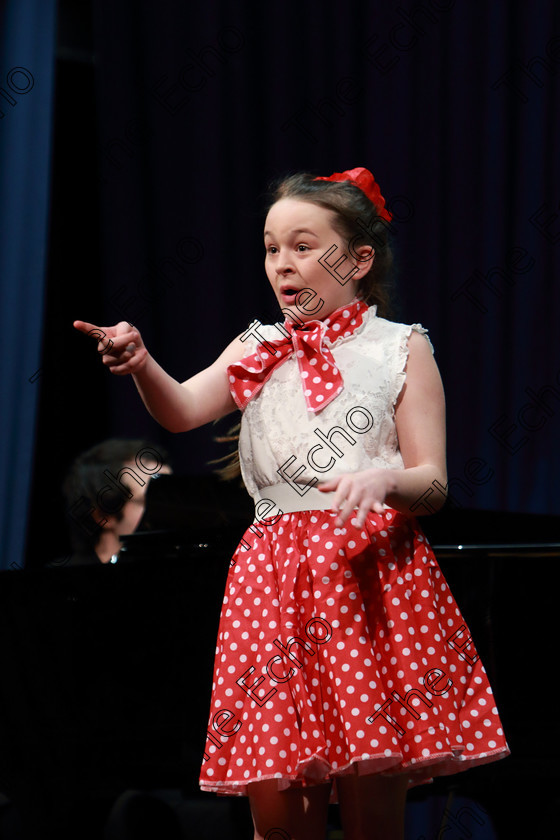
[1,476,559,839]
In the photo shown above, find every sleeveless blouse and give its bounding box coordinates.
[238,307,432,511]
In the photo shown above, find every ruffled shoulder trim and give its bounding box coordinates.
[391,322,434,415]
[409,322,434,353]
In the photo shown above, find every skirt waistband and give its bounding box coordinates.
[254,483,335,515]
[253,483,391,518]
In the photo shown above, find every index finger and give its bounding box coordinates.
[73,320,102,335]
[73,320,114,353]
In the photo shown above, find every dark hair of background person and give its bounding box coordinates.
[62,438,170,553]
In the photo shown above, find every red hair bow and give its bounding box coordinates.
[314,167,392,223]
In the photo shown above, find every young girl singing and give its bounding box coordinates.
[75,167,509,840]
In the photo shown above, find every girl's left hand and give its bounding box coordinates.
[317,468,396,527]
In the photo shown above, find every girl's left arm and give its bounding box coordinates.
[318,330,447,526]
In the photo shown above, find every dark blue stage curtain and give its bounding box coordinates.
[89,0,559,516]
[0,0,57,570]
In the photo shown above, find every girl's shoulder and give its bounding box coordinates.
[328,306,434,355]
[364,309,434,354]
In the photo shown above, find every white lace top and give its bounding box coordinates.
[237,306,433,511]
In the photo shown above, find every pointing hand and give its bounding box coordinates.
[73,320,148,375]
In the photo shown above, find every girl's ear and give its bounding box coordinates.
[351,245,375,279]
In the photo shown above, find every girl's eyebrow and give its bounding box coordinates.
[263,228,319,238]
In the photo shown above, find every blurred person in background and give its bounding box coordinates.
[60,437,171,566]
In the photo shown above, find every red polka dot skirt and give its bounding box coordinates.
[199,508,509,796]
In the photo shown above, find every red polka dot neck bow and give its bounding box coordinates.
[228,298,369,414]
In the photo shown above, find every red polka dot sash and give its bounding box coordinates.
[228,299,369,414]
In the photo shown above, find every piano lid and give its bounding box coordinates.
[420,503,560,554]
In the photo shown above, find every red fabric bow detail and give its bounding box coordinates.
[314,167,392,223]
[228,299,369,414]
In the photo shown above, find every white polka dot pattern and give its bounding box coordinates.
[199,509,510,795]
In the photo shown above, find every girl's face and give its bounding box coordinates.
[264,198,372,323]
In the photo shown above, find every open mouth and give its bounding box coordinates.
[281,287,300,301]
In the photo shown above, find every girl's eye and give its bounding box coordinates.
[265,244,309,254]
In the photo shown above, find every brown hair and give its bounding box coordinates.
[267,172,395,318]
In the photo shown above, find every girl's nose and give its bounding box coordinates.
[276,251,295,275]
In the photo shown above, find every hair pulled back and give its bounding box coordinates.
[266,172,395,318]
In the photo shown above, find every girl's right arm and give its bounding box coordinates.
[73,319,248,433]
